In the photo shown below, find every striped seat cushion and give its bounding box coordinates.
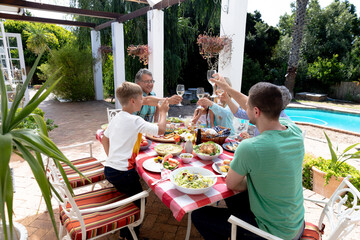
[60,187,140,240]
[301,222,323,240]
[63,157,106,188]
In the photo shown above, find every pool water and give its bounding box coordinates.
[284,108,360,134]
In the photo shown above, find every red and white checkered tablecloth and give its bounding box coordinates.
[135,141,237,221]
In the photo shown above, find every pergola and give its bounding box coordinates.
[0,0,248,109]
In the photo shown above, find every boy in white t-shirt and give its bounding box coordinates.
[101,82,169,240]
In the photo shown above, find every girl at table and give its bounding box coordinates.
[197,77,235,135]
[191,94,215,128]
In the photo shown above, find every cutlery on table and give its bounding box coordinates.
[151,167,169,185]
[213,163,225,176]
[203,175,226,178]
[151,178,169,185]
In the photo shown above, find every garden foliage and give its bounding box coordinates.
[16,107,58,132]
[38,44,94,101]
[303,154,360,207]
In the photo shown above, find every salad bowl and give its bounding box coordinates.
[193,141,223,161]
[170,167,216,195]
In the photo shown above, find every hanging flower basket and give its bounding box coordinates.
[127,44,150,65]
[197,34,232,70]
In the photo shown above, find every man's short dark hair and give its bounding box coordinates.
[248,82,283,120]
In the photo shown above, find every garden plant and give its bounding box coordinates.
[0,52,84,240]
[303,132,360,206]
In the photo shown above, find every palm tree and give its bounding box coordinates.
[24,24,58,55]
[284,0,309,96]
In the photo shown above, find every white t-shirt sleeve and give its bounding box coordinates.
[136,117,159,136]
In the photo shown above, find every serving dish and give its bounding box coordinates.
[154,144,183,156]
[170,167,216,195]
[179,153,193,163]
[146,134,176,143]
[193,142,223,161]
[140,139,152,151]
[222,141,239,152]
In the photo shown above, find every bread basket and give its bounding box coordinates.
[200,126,231,145]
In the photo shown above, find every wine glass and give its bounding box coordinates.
[176,84,185,106]
[215,85,224,104]
[196,87,205,99]
[207,69,217,98]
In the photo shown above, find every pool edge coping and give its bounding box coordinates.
[295,122,360,137]
[287,103,360,115]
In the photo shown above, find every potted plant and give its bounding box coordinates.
[0,51,84,240]
[127,44,150,65]
[196,33,232,70]
[303,131,360,198]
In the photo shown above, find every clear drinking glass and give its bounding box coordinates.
[196,87,205,99]
[207,70,217,98]
[176,84,185,106]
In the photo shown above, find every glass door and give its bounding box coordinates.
[0,21,28,108]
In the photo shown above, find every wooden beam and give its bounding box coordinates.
[125,0,149,4]
[95,0,186,31]
[0,0,122,19]
[0,13,96,28]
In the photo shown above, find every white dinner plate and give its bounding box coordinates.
[142,158,162,173]
[212,162,228,176]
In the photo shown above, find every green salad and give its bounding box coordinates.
[174,170,213,189]
[167,117,183,123]
[193,141,220,156]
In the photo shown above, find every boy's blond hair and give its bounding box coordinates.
[116,82,143,105]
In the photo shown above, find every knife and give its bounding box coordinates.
[214,162,225,176]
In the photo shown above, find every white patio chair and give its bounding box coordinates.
[47,158,149,240]
[107,107,122,123]
[228,175,360,240]
[46,141,107,190]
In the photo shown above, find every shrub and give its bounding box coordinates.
[307,54,345,88]
[241,55,264,94]
[103,55,114,98]
[38,44,94,101]
[16,107,58,132]
[302,153,360,207]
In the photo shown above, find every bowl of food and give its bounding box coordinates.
[193,141,223,161]
[179,153,193,164]
[170,167,216,195]
[154,144,183,156]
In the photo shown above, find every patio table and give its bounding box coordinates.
[135,140,237,240]
[95,128,238,239]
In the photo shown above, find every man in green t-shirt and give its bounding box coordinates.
[192,81,305,240]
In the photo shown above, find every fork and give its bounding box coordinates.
[151,167,168,185]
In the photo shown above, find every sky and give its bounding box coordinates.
[247,0,359,26]
[23,0,360,28]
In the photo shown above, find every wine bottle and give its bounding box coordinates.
[196,128,202,145]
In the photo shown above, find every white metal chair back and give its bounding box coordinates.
[228,175,360,240]
[47,159,86,233]
[310,175,360,240]
[107,107,122,123]
[46,157,149,240]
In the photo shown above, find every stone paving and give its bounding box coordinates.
[9,97,360,240]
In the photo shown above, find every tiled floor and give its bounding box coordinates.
[9,98,360,240]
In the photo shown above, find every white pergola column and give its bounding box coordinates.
[147,9,164,98]
[219,0,248,92]
[111,22,126,109]
[91,30,103,101]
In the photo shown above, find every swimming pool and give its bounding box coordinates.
[284,108,360,134]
